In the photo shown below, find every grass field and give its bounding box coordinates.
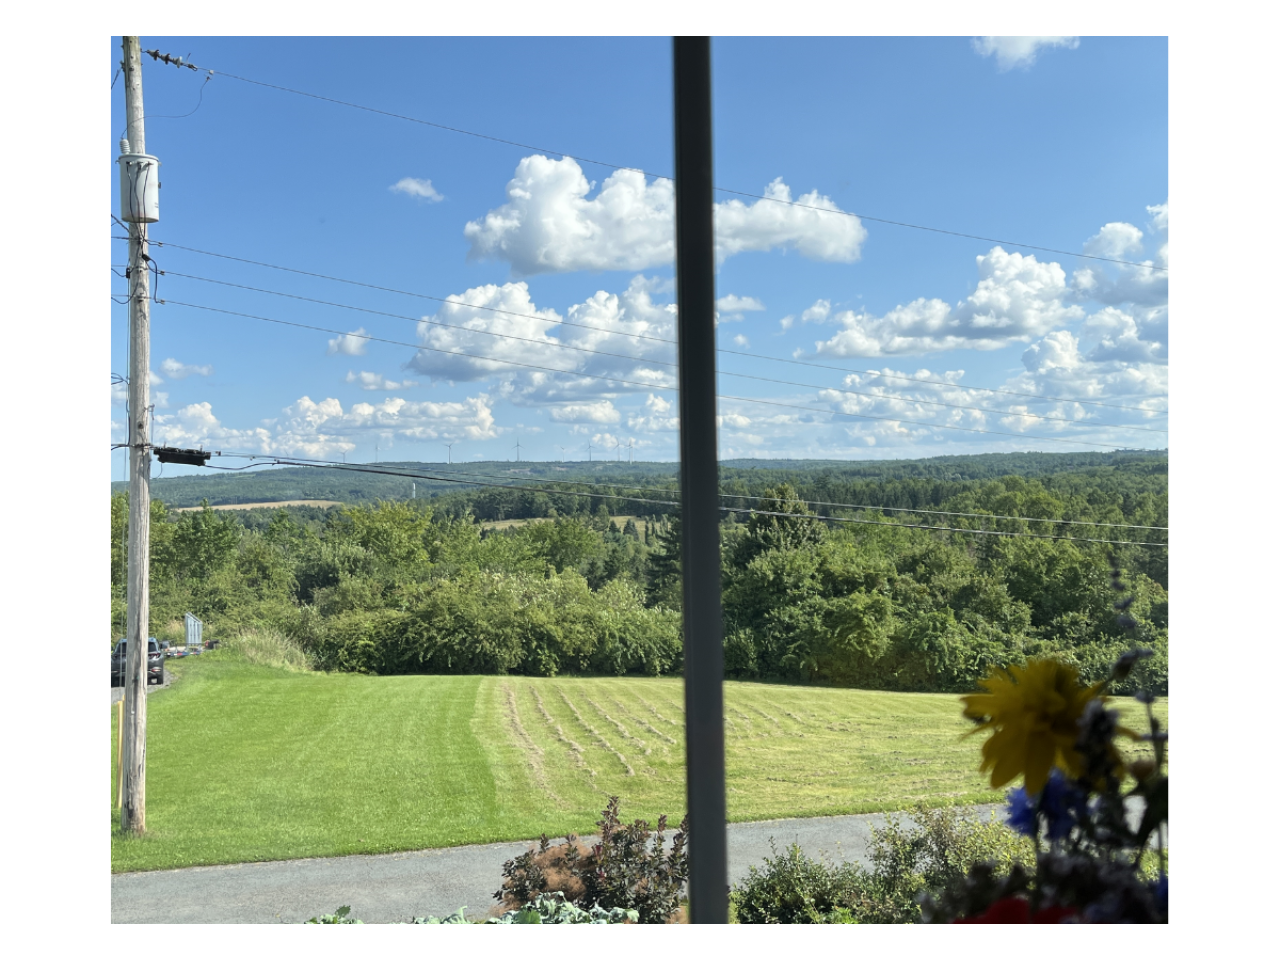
[110,656,1167,874]
[481,515,653,537]
[172,499,343,512]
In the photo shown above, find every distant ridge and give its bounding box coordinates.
[112,450,1167,510]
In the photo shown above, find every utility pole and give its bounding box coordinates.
[673,36,728,923]
[120,35,155,836]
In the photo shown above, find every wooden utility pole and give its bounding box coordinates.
[121,35,152,835]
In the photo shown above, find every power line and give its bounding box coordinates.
[136,237,1167,415]
[201,453,1167,548]
[159,267,1165,436]
[156,54,1167,274]
[151,296,1146,451]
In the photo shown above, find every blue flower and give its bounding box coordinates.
[1150,875,1168,916]
[1005,785,1038,837]
[1005,769,1087,840]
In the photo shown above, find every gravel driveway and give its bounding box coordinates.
[110,670,173,704]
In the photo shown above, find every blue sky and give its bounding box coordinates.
[110,36,1168,475]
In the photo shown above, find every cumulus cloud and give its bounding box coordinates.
[1012,330,1168,419]
[345,370,418,391]
[548,401,621,424]
[1071,204,1168,307]
[808,247,1082,357]
[626,393,680,434]
[327,328,369,356]
[463,155,864,275]
[407,275,679,408]
[972,36,1079,70]
[159,358,213,380]
[717,294,765,315]
[390,177,444,202]
[150,393,499,459]
[733,334,750,347]
[1084,223,1145,259]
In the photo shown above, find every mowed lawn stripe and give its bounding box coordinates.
[112,661,1167,873]
[112,663,499,873]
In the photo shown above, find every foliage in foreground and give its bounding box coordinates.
[926,646,1168,923]
[496,796,688,924]
[309,889,641,925]
[730,805,1034,924]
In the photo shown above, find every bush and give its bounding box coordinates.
[496,797,688,924]
[729,804,1034,924]
[731,842,866,924]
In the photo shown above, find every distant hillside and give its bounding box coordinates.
[113,450,1166,510]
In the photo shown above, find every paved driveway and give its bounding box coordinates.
[111,807,1002,923]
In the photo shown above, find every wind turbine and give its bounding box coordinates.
[613,438,622,461]
[513,437,522,462]
[444,442,455,464]
[587,440,593,462]
[557,445,568,462]
[627,438,634,463]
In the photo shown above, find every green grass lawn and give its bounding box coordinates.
[110,656,1167,873]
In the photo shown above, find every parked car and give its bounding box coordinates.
[111,638,165,686]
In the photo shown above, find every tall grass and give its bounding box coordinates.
[210,627,314,672]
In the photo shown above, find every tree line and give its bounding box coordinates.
[110,459,1167,694]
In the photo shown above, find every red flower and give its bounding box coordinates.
[954,897,1079,923]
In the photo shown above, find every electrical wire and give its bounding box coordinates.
[151,296,1146,451]
[176,60,1167,274]
[140,238,1167,415]
[202,453,1167,547]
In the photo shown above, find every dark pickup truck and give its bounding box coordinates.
[111,638,165,687]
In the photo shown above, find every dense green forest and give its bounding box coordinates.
[110,452,1168,694]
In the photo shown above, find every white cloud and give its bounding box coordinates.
[716,294,765,315]
[159,358,213,380]
[1147,202,1168,233]
[733,334,750,347]
[149,393,499,460]
[1012,330,1167,418]
[548,401,620,424]
[714,178,866,264]
[809,247,1081,357]
[1084,223,1144,259]
[801,300,831,323]
[407,276,678,407]
[327,328,369,356]
[972,36,1079,71]
[390,177,444,202]
[1070,204,1168,307]
[345,370,419,391]
[627,393,680,434]
[463,155,864,275]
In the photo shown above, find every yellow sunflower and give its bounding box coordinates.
[960,659,1104,795]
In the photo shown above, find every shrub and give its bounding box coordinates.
[496,797,688,924]
[731,842,866,924]
[729,805,1034,924]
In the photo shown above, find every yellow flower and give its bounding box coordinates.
[960,659,1104,795]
